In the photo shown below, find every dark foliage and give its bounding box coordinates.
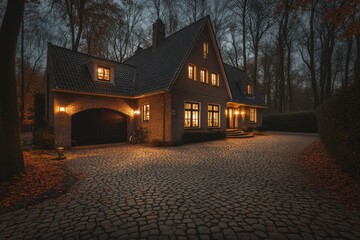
[33,126,54,149]
[316,83,360,177]
[33,93,46,129]
[263,111,317,133]
[182,130,226,143]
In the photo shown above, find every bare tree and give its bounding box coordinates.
[248,0,276,86]
[56,0,89,51]
[230,0,249,72]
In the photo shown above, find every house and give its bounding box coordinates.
[46,16,265,147]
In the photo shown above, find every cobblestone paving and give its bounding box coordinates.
[1,133,360,239]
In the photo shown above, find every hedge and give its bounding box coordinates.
[316,82,360,177]
[263,111,317,133]
[33,93,46,129]
[33,126,55,149]
[182,130,226,144]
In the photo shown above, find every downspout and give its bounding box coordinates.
[162,93,166,142]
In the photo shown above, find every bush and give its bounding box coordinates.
[152,140,182,147]
[33,126,55,149]
[263,111,317,133]
[182,130,226,144]
[34,93,46,129]
[316,83,360,177]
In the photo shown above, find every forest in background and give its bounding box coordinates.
[0,0,359,119]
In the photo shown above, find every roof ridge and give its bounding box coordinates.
[165,17,209,91]
[125,16,210,62]
[48,43,137,68]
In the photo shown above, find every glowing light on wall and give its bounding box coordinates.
[59,107,66,112]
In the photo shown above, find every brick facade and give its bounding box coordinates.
[48,18,265,148]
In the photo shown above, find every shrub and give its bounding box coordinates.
[33,126,55,149]
[316,83,360,177]
[263,111,317,133]
[152,140,182,147]
[33,93,46,129]
[182,130,226,144]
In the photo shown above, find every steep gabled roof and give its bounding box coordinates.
[125,16,208,96]
[224,63,266,107]
[48,44,136,96]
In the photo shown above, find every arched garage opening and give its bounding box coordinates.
[71,108,127,146]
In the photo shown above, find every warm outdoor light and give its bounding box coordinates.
[59,107,66,112]
[235,110,239,115]
[133,110,140,115]
[241,111,245,116]
[56,147,66,160]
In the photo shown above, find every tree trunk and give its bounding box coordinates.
[286,40,292,112]
[242,0,247,73]
[344,38,353,87]
[309,2,319,109]
[0,0,25,181]
[355,34,360,83]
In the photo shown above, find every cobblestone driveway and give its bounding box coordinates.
[1,133,360,239]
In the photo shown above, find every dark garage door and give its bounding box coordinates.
[71,108,127,146]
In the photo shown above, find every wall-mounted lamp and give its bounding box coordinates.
[59,107,66,112]
[133,110,140,115]
[235,110,239,115]
[241,111,245,116]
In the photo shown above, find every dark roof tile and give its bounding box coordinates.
[224,63,265,107]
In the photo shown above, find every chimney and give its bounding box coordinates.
[152,19,165,50]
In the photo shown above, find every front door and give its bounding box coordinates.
[226,108,237,129]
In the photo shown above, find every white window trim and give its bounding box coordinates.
[207,103,221,128]
[250,108,257,123]
[184,101,201,129]
[142,103,150,122]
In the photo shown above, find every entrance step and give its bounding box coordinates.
[226,129,254,138]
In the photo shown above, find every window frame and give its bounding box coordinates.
[211,73,219,87]
[97,66,111,81]
[207,104,221,128]
[247,84,253,95]
[203,42,209,59]
[199,68,208,84]
[188,64,196,81]
[142,103,150,122]
[184,101,201,128]
[249,108,257,123]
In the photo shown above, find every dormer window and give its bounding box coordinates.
[247,84,253,95]
[203,42,208,59]
[97,66,110,81]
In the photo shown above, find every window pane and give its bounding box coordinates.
[98,66,110,81]
[192,103,199,110]
[188,65,193,79]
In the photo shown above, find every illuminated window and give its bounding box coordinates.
[247,84,253,95]
[211,73,219,86]
[188,64,196,80]
[208,104,220,127]
[97,66,110,81]
[184,102,200,128]
[203,42,208,59]
[142,104,150,121]
[200,69,208,83]
[250,108,257,123]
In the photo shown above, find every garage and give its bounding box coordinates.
[71,108,127,146]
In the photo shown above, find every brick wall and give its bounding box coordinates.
[136,93,172,143]
[51,92,137,147]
